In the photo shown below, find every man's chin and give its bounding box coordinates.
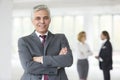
[37,30,48,34]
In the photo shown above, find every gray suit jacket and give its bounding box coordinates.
[18,31,73,80]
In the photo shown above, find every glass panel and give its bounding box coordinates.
[99,15,112,38]
[63,16,74,46]
[50,16,63,33]
[93,16,100,50]
[75,16,84,36]
[12,17,33,54]
[22,17,34,35]
[12,16,84,50]
[113,15,120,51]
[12,17,23,54]
[63,16,74,35]
[93,15,112,51]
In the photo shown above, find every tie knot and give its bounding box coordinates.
[39,35,46,46]
[39,35,46,39]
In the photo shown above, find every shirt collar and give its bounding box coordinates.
[102,39,107,44]
[35,31,48,38]
[78,40,86,45]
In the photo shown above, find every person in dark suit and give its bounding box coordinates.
[95,31,113,80]
[18,4,73,80]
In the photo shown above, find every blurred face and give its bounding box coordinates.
[101,33,106,40]
[81,34,86,42]
[32,10,51,34]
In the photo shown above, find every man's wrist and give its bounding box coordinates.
[40,56,43,64]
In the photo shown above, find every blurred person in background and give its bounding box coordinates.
[76,31,93,80]
[95,31,113,80]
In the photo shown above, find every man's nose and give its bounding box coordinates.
[40,18,45,24]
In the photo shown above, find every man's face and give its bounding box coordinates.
[32,10,51,34]
[101,33,105,40]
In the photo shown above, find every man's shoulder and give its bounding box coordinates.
[54,33,65,37]
[105,40,112,46]
[53,33,67,40]
[18,34,32,42]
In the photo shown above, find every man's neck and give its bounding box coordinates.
[35,31,48,37]
[102,39,107,44]
[39,32,47,36]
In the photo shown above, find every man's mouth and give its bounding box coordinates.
[38,24,46,28]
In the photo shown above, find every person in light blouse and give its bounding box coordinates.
[76,31,93,80]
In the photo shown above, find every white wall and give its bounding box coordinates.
[0,0,12,80]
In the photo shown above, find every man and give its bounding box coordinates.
[18,5,73,80]
[95,31,113,80]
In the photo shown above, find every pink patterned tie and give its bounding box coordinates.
[44,74,48,80]
[39,35,46,46]
[39,35,48,80]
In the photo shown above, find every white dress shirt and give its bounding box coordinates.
[35,31,48,42]
[35,31,48,80]
[76,41,93,60]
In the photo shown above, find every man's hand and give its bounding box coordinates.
[95,56,99,59]
[33,56,43,63]
[33,47,68,63]
[59,47,68,55]
[95,56,103,62]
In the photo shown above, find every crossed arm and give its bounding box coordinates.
[18,38,58,75]
[18,35,73,75]
[33,47,68,63]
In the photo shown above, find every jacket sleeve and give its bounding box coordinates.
[43,34,73,68]
[18,38,58,75]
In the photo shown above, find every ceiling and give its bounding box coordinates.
[13,0,120,9]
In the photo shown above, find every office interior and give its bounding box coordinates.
[0,0,120,80]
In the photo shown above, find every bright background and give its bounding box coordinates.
[0,0,120,80]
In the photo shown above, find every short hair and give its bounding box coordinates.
[78,31,86,42]
[102,31,110,40]
[31,4,51,19]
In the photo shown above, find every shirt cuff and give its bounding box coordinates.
[99,57,103,62]
[41,56,43,64]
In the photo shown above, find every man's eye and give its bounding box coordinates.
[35,17,40,20]
[44,17,49,19]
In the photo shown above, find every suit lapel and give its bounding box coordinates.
[104,40,109,46]
[30,31,54,55]
[44,31,54,55]
[31,31,44,54]
[99,40,108,56]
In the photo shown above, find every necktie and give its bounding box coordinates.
[40,35,46,46]
[39,35,48,80]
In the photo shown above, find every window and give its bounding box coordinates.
[13,14,120,52]
[12,15,84,54]
[12,17,33,54]
[50,16,63,33]
[75,16,84,35]
[113,15,120,51]
[93,14,120,51]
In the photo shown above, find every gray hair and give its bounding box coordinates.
[31,4,51,19]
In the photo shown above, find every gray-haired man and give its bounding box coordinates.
[18,5,73,80]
